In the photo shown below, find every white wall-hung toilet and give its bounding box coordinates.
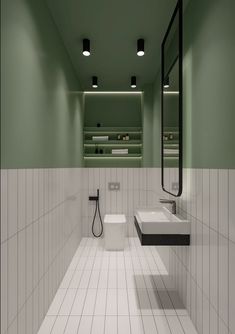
[104,214,126,250]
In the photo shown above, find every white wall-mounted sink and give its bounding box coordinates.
[134,207,190,245]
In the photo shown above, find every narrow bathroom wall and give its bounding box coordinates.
[1,0,84,333]
[151,0,235,333]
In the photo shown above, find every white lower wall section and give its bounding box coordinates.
[161,168,235,334]
[81,168,166,237]
[1,168,83,334]
[3,166,233,334]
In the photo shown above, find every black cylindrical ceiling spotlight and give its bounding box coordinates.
[83,38,90,56]
[131,76,137,88]
[137,38,145,56]
[92,76,98,88]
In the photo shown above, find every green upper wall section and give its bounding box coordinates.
[152,0,235,169]
[84,94,142,127]
[1,0,84,169]
[182,0,235,168]
[142,86,153,167]
[1,0,234,169]
[152,75,161,167]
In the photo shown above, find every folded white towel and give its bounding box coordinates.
[164,149,179,155]
[112,148,128,154]
[92,136,109,141]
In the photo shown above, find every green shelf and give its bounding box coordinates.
[84,140,142,146]
[84,127,142,134]
[84,154,142,158]
[83,127,143,167]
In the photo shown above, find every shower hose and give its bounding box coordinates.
[91,189,103,238]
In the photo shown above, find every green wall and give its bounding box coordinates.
[152,75,161,167]
[142,85,153,167]
[1,0,84,168]
[183,0,235,168]
[84,93,141,127]
[152,0,235,169]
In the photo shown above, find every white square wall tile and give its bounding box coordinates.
[202,224,210,299]
[210,304,218,334]
[1,242,8,334]
[229,170,235,242]
[18,229,26,309]
[18,305,26,334]
[218,169,229,238]
[218,235,229,325]
[202,295,210,334]
[26,169,33,225]
[202,169,209,226]
[38,169,44,217]
[33,223,39,289]
[196,221,203,290]
[7,169,18,238]
[229,240,235,334]
[33,169,39,221]
[18,169,26,232]
[209,169,218,231]
[8,235,18,326]
[1,169,8,242]
[209,229,218,311]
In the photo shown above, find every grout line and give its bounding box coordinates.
[228,170,230,334]
[208,169,211,334]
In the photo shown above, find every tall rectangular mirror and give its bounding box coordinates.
[161,0,183,196]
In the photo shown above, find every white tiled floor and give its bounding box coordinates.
[38,238,198,334]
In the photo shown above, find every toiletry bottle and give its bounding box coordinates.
[126,133,129,141]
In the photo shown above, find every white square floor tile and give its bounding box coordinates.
[37,316,56,334]
[130,315,144,334]
[91,316,105,334]
[105,316,118,334]
[64,316,81,334]
[77,315,93,334]
[118,316,131,334]
[142,315,157,334]
[154,315,171,334]
[59,290,77,315]
[51,316,68,334]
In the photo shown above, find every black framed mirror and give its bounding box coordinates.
[161,0,182,197]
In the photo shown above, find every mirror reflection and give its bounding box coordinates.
[161,1,182,196]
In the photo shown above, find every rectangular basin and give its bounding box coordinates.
[134,207,190,246]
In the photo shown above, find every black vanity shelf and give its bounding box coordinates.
[134,216,190,246]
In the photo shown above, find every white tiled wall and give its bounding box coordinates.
[81,168,167,237]
[1,168,83,334]
[161,168,235,334]
[2,167,234,334]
